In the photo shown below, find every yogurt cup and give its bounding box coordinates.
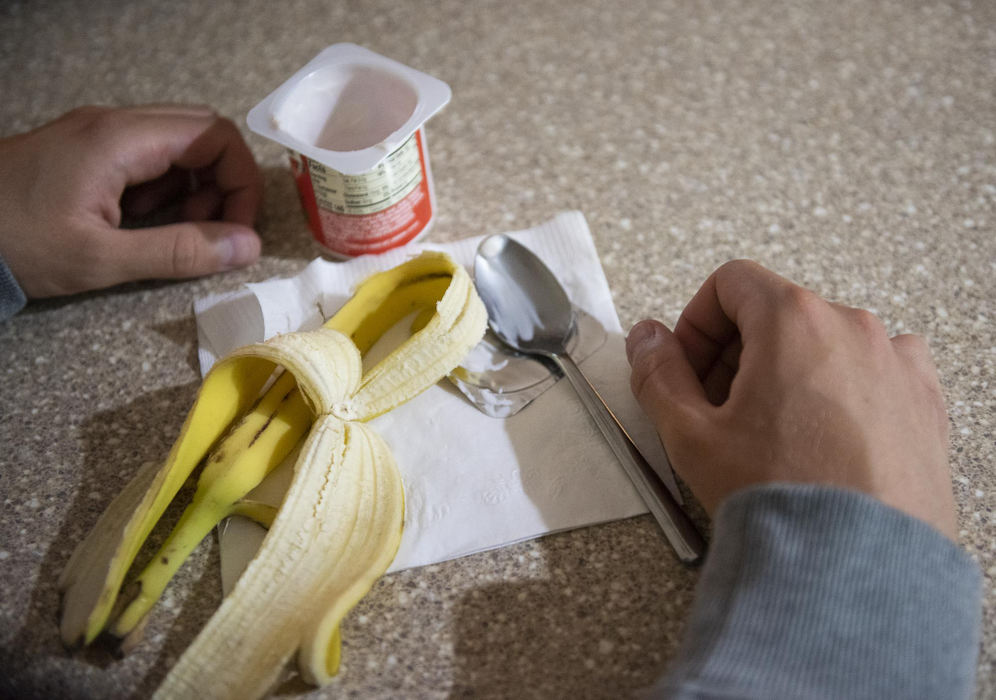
[248,44,451,258]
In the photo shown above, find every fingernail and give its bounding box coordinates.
[626,320,658,364]
[217,230,260,269]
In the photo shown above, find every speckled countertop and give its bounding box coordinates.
[1,0,993,697]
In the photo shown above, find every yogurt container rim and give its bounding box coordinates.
[247,43,451,175]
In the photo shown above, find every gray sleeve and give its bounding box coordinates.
[654,484,982,700]
[0,253,27,320]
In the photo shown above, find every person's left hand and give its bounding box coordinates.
[0,104,264,299]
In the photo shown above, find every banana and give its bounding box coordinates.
[58,251,487,698]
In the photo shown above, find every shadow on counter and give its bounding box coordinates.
[445,520,692,699]
[254,166,318,263]
[6,381,224,698]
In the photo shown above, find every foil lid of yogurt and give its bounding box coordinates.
[247,43,451,175]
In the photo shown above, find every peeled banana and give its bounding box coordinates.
[58,251,487,697]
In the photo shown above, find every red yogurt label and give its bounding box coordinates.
[290,129,434,257]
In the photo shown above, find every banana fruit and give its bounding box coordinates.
[58,251,487,697]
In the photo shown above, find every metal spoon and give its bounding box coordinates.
[474,234,705,564]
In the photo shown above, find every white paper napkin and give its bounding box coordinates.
[194,211,678,572]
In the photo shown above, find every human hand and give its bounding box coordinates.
[626,260,957,539]
[0,104,263,299]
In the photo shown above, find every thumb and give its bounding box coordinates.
[108,221,261,282]
[626,320,709,439]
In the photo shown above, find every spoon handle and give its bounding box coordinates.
[551,352,706,564]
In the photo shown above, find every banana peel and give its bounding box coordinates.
[58,251,487,697]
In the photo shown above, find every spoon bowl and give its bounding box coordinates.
[474,235,576,356]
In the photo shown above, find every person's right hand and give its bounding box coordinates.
[626,260,957,540]
[0,104,263,299]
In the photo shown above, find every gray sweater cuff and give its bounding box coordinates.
[657,484,982,699]
[0,254,27,320]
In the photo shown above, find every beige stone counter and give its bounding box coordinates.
[1,0,992,697]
